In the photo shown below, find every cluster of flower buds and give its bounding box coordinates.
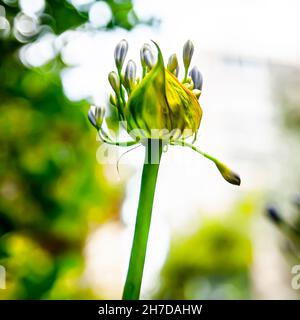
[88,39,204,130]
[87,39,240,186]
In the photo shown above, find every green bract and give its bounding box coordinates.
[125,43,202,140]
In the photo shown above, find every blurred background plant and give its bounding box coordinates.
[0,0,143,299]
[155,199,254,299]
[1,0,300,300]
[266,197,300,298]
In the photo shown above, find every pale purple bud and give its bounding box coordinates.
[114,39,128,69]
[140,43,155,69]
[183,40,194,70]
[124,60,136,90]
[88,105,105,129]
[189,66,203,90]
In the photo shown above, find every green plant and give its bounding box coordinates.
[88,39,241,300]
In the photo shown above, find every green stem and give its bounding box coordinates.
[172,140,219,163]
[97,131,139,147]
[122,140,163,300]
[183,68,188,83]
[171,140,241,186]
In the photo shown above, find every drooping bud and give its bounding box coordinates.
[183,40,194,71]
[124,60,137,91]
[140,43,156,69]
[167,54,179,75]
[215,160,241,186]
[108,71,120,93]
[114,39,128,69]
[88,105,105,129]
[189,66,203,90]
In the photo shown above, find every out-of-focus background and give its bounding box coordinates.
[1,0,300,299]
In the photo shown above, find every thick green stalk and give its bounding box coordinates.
[122,140,163,300]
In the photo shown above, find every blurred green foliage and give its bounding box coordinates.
[156,200,254,299]
[2,0,140,35]
[0,0,140,299]
[0,0,257,301]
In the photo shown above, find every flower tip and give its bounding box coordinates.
[229,172,241,186]
[183,39,194,70]
[150,40,164,68]
[88,107,97,128]
[124,60,137,90]
[88,105,105,129]
[140,43,156,69]
[215,162,241,186]
[150,39,159,47]
[114,39,128,69]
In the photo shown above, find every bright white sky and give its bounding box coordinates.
[20,0,300,103]
[59,0,300,103]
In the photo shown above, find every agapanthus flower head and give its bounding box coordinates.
[87,39,241,186]
[104,39,204,141]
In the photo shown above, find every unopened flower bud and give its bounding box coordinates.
[88,105,105,129]
[183,40,194,70]
[108,71,120,93]
[109,94,116,106]
[167,54,179,75]
[215,161,241,186]
[140,44,155,69]
[124,60,136,91]
[114,39,128,69]
[189,66,203,90]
